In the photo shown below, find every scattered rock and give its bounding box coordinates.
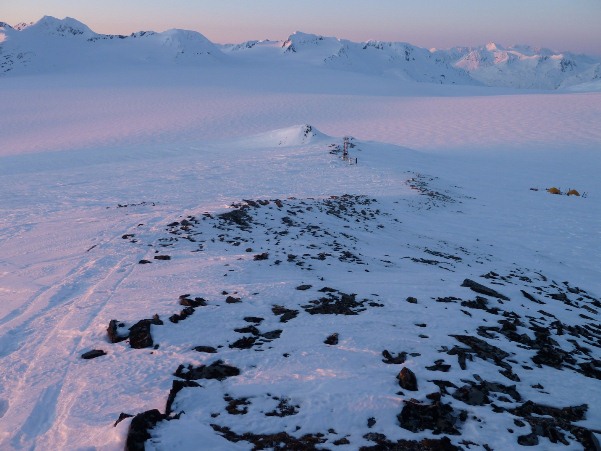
[265,397,299,417]
[324,333,339,345]
[303,292,366,315]
[426,360,451,372]
[193,346,217,353]
[153,255,171,261]
[406,296,418,304]
[397,367,418,391]
[174,360,240,381]
[179,296,207,307]
[225,296,241,304]
[224,395,251,415]
[362,433,461,451]
[229,336,257,349]
[107,319,129,343]
[81,349,106,360]
[211,424,326,449]
[113,412,133,427]
[382,350,407,364]
[461,279,509,300]
[398,400,463,435]
[166,380,200,415]
[129,319,158,349]
[272,305,299,323]
[296,284,313,291]
[218,209,252,229]
[138,259,151,264]
[125,409,166,451]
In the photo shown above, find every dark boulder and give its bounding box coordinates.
[399,400,462,435]
[81,349,106,360]
[125,409,166,451]
[324,333,339,345]
[129,320,154,349]
[397,367,418,391]
[107,319,128,343]
[461,279,509,300]
[175,360,240,381]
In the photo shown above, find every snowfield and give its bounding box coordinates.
[1,16,601,451]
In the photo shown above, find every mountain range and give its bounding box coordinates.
[1,16,600,90]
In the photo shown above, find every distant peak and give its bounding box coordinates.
[28,15,96,37]
[485,42,504,52]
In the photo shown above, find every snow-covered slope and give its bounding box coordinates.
[2,16,600,90]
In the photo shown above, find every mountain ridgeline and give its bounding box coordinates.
[1,16,600,90]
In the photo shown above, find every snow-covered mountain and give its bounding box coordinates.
[450,42,601,89]
[1,16,600,90]
[2,16,601,90]
[0,16,221,74]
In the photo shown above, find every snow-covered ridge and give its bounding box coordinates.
[1,16,600,90]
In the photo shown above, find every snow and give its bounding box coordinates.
[1,15,601,451]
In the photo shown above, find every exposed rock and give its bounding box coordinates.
[169,307,195,323]
[324,333,339,345]
[426,360,451,372]
[296,284,313,291]
[397,367,418,391]
[224,395,251,415]
[362,433,461,451]
[174,360,240,381]
[253,252,269,261]
[229,336,257,349]
[450,335,511,369]
[211,424,327,449]
[129,319,156,349]
[272,305,299,323]
[81,349,106,360]
[406,296,418,304]
[225,296,241,304]
[265,397,299,417]
[107,319,128,343]
[125,409,166,451]
[261,329,282,340]
[461,279,509,300]
[179,296,207,307]
[452,384,490,406]
[138,259,151,264]
[398,400,463,435]
[193,346,217,353]
[165,380,200,415]
[382,350,407,364]
[153,255,171,260]
[303,292,366,315]
[517,433,539,446]
[113,412,133,427]
[218,208,252,228]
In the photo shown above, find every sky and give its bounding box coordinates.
[3,0,601,55]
